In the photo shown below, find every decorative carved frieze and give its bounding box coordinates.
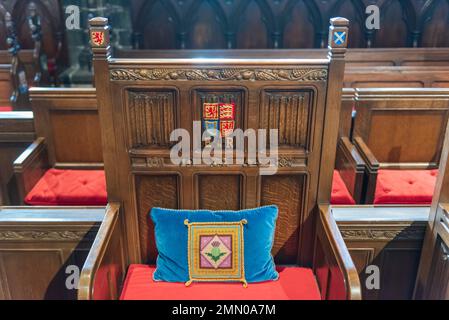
[0,230,97,241]
[132,157,166,168]
[111,68,328,82]
[146,157,165,167]
[278,158,294,168]
[339,228,426,241]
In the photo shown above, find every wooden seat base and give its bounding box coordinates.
[120,265,321,300]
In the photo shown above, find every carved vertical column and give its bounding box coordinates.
[89,19,119,205]
[5,12,29,110]
[27,2,44,86]
[89,17,135,264]
[317,17,349,204]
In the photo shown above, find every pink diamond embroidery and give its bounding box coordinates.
[200,235,232,269]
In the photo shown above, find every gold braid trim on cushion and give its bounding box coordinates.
[184,219,248,288]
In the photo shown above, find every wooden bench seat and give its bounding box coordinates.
[373,169,438,205]
[331,170,356,205]
[24,168,107,206]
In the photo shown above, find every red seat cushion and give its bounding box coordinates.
[331,170,356,205]
[120,265,321,300]
[24,169,107,206]
[374,169,438,205]
[0,106,13,112]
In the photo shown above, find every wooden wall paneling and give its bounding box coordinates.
[0,111,35,205]
[196,173,243,210]
[334,205,428,300]
[0,206,105,300]
[125,0,449,50]
[127,89,179,148]
[260,173,306,264]
[134,174,179,264]
[259,89,312,148]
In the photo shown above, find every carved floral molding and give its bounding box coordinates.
[339,228,425,241]
[0,230,97,241]
[110,68,328,82]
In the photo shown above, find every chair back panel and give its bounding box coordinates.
[354,88,449,167]
[29,88,102,168]
[91,17,348,265]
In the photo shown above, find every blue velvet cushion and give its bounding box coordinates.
[150,206,279,283]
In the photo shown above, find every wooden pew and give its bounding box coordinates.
[350,88,449,204]
[13,87,102,205]
[0,205,117,300]
[0,111,35,205]
[334,205,428,300]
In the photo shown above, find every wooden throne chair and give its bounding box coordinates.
[78,16,361,300]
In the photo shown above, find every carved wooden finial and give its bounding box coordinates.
[88,17,111,59]
[5,12,19,56]
[328,17,349,55]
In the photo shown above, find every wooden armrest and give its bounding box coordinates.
[78,203,126,300]
[353,137,379,203]
[339,88,356,138]
[335,137,366,203]
[313,205,361,300]
[13,137,49,204]
[353,137,379,171]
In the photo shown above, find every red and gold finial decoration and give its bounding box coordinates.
[91,31,105,47]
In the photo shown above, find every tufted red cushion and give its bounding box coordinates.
[0,106,13,112]
[374,169,438,205]
[24,169,107,206]
[331,170,356,205]
[120,265,321,300]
